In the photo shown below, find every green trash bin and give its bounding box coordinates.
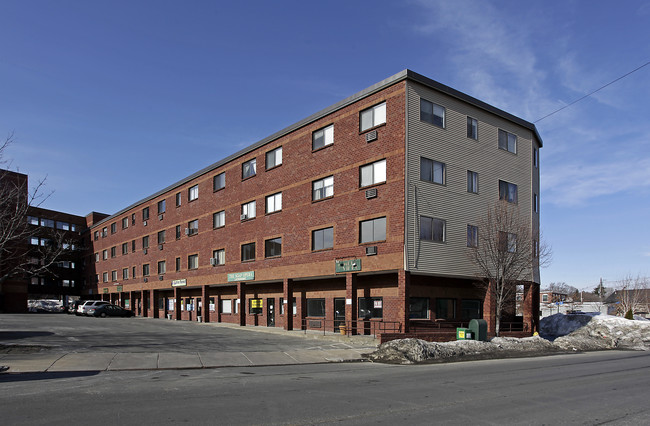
[456,328,473,340]
[468,319,488,341]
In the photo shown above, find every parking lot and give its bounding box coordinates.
[0,313,375,354]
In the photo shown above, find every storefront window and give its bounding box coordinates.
[358,297,383,319]
[306,298,325,317]
[436,298,456,320]
[461,299,482,321]
[409,297,429,319]
[249,298,263,314]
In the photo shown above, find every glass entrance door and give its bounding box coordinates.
[334,298,346,331]
[267,298,275,327]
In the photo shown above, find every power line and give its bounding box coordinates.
[534,61,650,123]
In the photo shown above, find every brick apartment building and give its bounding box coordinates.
[84,70,543,336]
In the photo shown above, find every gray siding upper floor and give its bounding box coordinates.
[405,81,540,283]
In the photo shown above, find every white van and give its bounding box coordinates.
[77,300,110,316]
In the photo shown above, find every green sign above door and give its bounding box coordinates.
[335,259,362,273]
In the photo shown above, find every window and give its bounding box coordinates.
[102,227,107,237]
[188,184,199,201]
[498,129,517,154]
[312,176,334,201]
[265,237,282,258]
[467,170,479,194]
[175,257,181,272]
[360,217,386,244]
[175,192,182,207]
[420,158,445,185]
[28,216,39,226]
[266,147,282,169]
[132,240,136,252]
[212,249,225,266]
[499,180,518,204]
[307,298,325,317]
[142,235,149,249]
[93,231,99,241]
[409,297,429,319]
[142,207,150,221]
[122,268,129,280]
[249,298,263,315]
[111,223,117,234]
[542,294,549,303]
[121,217,128,229]
[499,231,517,253]
[461,300,482,321]
[360,159,386,187]
[188,254,199,270]
[122,242,128,255]
[157,199,166,214]
[103,272,108,283]
[157,230,166,245]
[131,213,136,225]
[420,99,445,127]
[30,237,39,246]
[111,270,117,281]
[467,225,478,248]
[157,260,166,275]
[358,297,383,318]
[467,117,478,139]
[436,298,456,320]
[242,158,256,179]
[175,225,181,240]
[312,227,333,251]
[187,219,199,235]
[534,193,539,213]
[132,266,136,279]
[94,252,99,262]
[143,264,150,276]
[360,102,386,132]
[265,192,282,214]
[241,243,256,262]
[221,299,232,314]
[110,246,116,258]
[420,216,445,242]
[102,249,108,260]
[312,125,334,150]
[241,201,256,220]
[213,172,225,191]
[213,211,225,228]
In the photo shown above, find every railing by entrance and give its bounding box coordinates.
[301,319,401,339]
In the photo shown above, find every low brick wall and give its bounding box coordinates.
[379,330,533,344]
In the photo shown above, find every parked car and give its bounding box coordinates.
[77,300,110,316]
[88,304,135,318]
[67,300,83,315]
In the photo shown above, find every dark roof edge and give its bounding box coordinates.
[92,69,542,228]
[405,70,544,147]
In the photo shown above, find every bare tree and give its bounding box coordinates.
[467,200,550,336]
[613,275,649,317]
[0,134,70,288]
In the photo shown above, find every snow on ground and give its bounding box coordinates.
[366,314,650,364]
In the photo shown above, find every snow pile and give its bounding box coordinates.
[366,314,650,364]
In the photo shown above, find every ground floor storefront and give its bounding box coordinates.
[99,270,539,339]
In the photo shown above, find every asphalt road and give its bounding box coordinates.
[1,350,648,425]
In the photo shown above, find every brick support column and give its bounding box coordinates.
[296,291,305,330]
[140,290,146,317]
[129,291,135,313]
[345,273,358,335]
[216,294,222,323]
[482,280,497,335]
[237,282,246,326]
[174,287,182,320]
[398,270,410,333]
[151,289,158,318]
[202,285,210,323]
[283,278,293,331]
[523,282,540,334]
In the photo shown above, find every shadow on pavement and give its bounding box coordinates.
[0,370,101,383]
[0,331,54,340]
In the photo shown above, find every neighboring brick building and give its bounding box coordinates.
[85,70,543,336]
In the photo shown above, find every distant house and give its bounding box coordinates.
[604,289,650,318]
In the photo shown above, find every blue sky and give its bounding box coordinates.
[1,0,649,290]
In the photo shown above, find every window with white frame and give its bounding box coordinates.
[467,171,478,193]
[188,254,199,270]
[143,264,150,276]
[467,117,478,139]
[142,207,150,221]
[102,249,108,260]
[122,242,128,255]
[213,172,225,191]
[420,216,445,242]
[360,217,386,244]
[264,237,282,258]
[266,147,282,169]
[157,199,166,214]
[360,102,386,132]
[212,249,225,265]
[312,227,333,251]
[213,210,225,228]
[241,243,255,262]
[157,260,166,275]
[312,125,334,150]
[420,98,445,127]
[498,129,517,154]
[103,272,108,283]
[110,223,117,234]
[221,299,232,314]
[266,192,282,214]
[157,230,166,244]
[187,219,199,235]
[176,192,182,207]
[242,158,256,179]
[142,235,149,249]
[241,200,256,220]
[420,157,445,185]
[111,270,117,281]
[122,217,129,229]
[312,176,334,201]
[360,159,386,187]
[122,268,129,280]
[499,180,518,203]
[188,184,199,201]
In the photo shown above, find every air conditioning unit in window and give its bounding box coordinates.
[184,228,190,235]
[210,258,217,266]
[240,214,248,221]
[158,214,164,221]
[143,220,148,226]
[143,277,148,283]
[158,244,163,250]
[365,246,377,256]
[143,249,148,255]
[365,188,378,199]
[365,130,378,142]
[158,275,164,281]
